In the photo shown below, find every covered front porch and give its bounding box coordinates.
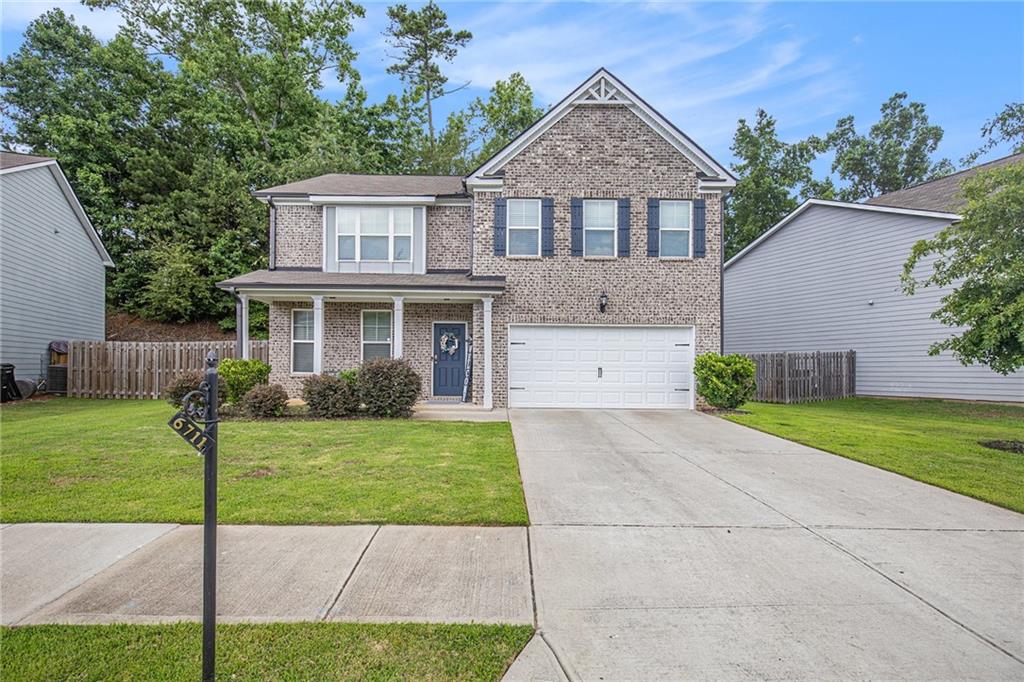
[219,271,504,408]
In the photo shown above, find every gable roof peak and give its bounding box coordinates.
[466,68,735,191]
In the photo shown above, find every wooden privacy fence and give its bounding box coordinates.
[67,340,270,399]
[744,350,856,403]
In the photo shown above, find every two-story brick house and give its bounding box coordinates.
[218,69,735,409]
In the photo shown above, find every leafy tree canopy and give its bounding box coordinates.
[828,92,954,202]
[963,102,1024,165]
[901,162,1024,374]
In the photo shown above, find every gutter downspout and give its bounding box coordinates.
[268,197,277,271]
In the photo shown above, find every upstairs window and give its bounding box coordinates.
[292,308,315,374]
[362,310,392,361]
[583,200,616,257]
[659,200,692,258]
[338,207,413,262]
[507,199,541,256]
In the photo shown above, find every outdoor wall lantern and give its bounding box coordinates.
[599,292,609,313]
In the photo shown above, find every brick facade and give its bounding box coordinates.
[269,300,476,401]
[263,102,723,409]
[426,205,472,271]
[274,205,322,268]
[471,105,723,406]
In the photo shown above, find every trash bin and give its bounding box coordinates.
[1,364,22,402]
[48,340,68,395]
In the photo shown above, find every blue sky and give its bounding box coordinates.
[2,1,1022,169]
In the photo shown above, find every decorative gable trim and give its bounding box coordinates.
[466,68,736,193]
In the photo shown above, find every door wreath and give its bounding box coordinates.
[439,332,460,356]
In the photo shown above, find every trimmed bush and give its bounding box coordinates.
[162,371,226,408]
[240,383,288,418]
[219,358,271,404]
[694,353,757,409]
[357,358,422,418]
[302,374,359,419]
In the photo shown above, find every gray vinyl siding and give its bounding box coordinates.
[724,205,1024,402]
[0,165,106,381]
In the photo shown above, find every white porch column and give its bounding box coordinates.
[392,296,404,358]
[312,295,324,374]
[239,293,250,359]
[483,297,493,409]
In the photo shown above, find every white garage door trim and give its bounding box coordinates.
[507,324,696,409]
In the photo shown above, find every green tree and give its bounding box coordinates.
[724,109,833,259]
[828,92,954,201]
[384,0,471,167]
[901,162,1024,374]
[468,72,544,167]
[963,102,1024,165]
[140,242,215,322]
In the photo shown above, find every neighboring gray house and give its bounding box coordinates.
[0,151,114,382]
[724,154,1023,403]
[220,69,735,409]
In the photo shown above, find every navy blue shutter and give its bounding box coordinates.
[493,198,507,256]
[647,198,659,257]
[570,198,583,257]
[541,198,555,256]
[693,198,706,258]
[617,199,630,257]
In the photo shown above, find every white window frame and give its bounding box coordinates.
[506,198,542,257]
[337,207,413,263]
[291,308,316,375]
[583,199,618,258]
[659,200,694,259]
[361,309,393,362]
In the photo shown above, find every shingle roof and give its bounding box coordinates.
[864,153,1023,212]
[217,269,505,291]
[254,174,466,198]
[0,150,55,170]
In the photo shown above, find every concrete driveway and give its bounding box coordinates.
[505,409,1024,681]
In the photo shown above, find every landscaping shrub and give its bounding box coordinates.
[240,383,289,418]
[219,358,271,404]
[302,374,359,418]
[357,358,422,418]
[162,371,204,407]
[694,353,757,409]
[339,368,359,390]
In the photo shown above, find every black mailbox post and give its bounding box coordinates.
[167,351,219,681]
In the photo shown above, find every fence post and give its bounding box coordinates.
[783,352,790,404]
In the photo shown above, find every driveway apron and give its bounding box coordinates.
[508,408,1024,680]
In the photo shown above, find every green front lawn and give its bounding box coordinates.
[0,399,528,525]
[1,623,534,681]
[725,397,1024,513]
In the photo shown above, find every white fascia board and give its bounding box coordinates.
[466,68,734,186]
[723,199,962,270]
[309,195,438,205]
[0,159,57,175]
[233,287,500,302]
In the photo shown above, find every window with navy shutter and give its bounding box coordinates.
[617,199,630,257]
[570,198,584,256]
[646,198,659,257]
[541,198,555,256]
[693,198,706,258]
[659,200,692,257]
[493,198,507,256]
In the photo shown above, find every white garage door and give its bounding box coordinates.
[507,325,695,409]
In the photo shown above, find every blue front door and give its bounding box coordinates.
[433,323,467,397]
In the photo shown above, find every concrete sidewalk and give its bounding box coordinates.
[1,523,532,627]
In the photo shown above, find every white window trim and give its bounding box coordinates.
[506,198,542,257]
[337,207,414,264]
[361,309,393,362]
[583,199,618,258]
[291,308,316,375]
[659,199,694,259]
